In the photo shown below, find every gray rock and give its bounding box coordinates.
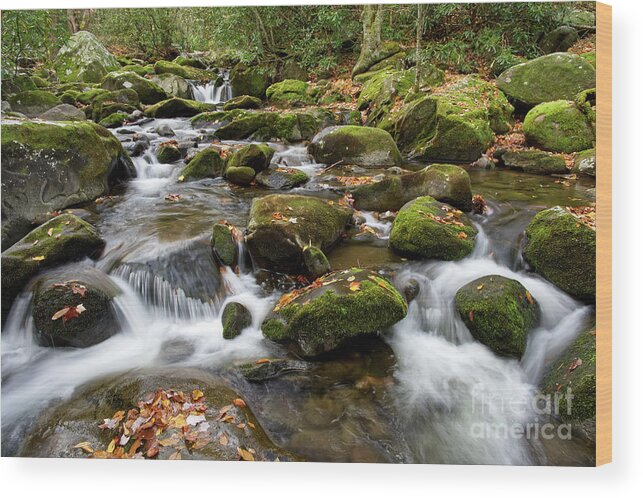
[39,103,86,121]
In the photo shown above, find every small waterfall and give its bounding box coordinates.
[191,70,232,104]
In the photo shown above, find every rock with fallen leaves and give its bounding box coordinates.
[255,167,309,190]
[245,194,352,274]
[455,275,540,358]
[262,268,407,357]
[523,206,596,302]
[540,322,596,440]
[350,164,473,212]
[31,268,122,348]
[389,196,477,261]
[211,220,242,267]
[18,370,301,461]
[1,213,105,323]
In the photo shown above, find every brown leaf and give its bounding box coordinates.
[233,398,247,408]
[237,447,255,461]
[73,441,94,453]
[219,434,229,446]
[469,310,474,322]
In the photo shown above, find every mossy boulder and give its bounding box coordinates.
[226,143,275,174]
[308,125,402,167]
[573,149,596,177]
[222,302,252,340]
[523,100,594,153]
[302,245,331,279]
[245,194,352,274]
[540,26,579,54]
[1,214,105,321]
[121,64,153,76]
[98,112,129,128]
[151,73,193,99]
[262,268,407,357]
[90,89,140,121]
[266,79,311,107]
[498,149,568,175]
[211,221,241,267]
[1,74,37,95]
[144,97,215,118]
[77,88,110,105]
[39,103,86,122]
[180,147,226,180]
[255,167,309,190]
[497,52,595,108]
[7,90,61,118]
[541,324,596,433]
[156,143,182,164]
[455,275,540,358]
[31,269,121,348]
[154,60,218,82]
[351,164,472,212]
[101,71,167,104]
[489,54,528,78]
[222,95,262,111]
[230,63,274,98]
[523,206,596,302]
[54,31,121,83]
[352,41,402,78]
[172,55,207,69]
[389,196,477,260]
[225,166,256,186]
[1,120,135,246]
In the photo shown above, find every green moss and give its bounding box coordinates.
[222,302,252,340]
[230,63,274,98]
[302,245,331,279]
[227,143,275,173]
[255,168,309,190]
[54,31,121,83]
[60,90,81,105]
[266,79,311,107]
[389,196,477,260]
[261,269,407,356]
[98,112,128,128]
[580,52,596,68]
[500,150,568,175]
[523,206,595,302]
[172,55,206,69]
[1,74,37,94]
[7,90,61,118]
[101,71,167,105]
[225,166,256,185]
[523,100,595,153]
[121,64,153,76]
[180,147,226,180]
[455,275,540,357]
[77,88,110,105]
[154,60,217,82]
[157,144,181,163]
[211,223,238,266]
[144,97,215,118]
[223,95,262,111]
[575,88,596,125]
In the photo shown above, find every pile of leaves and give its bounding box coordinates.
[472,194,487,215]
[334,176,375,187]
[74,389,257,460]
[417,205,470,239]
[566,206,596,230]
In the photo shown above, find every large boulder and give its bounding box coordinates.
[389,196,477,260]
[497,53,595,108]
[308,125,402,167]
[230,63,274,98]
[455,275,540,358]
[255,167,309,190]
[226,143,275,174]
[351,164,473,212]
[262,268,407,357]
[573,148,596,177]
[221,302,252,340]
[1,120,135,246]
[498,149,568,175]
[39,103,87,121]
[90,89,140,121]
[523,206,595,302]
[1,214,105,321]
[180,147,227,181]
[245,194,352,274]
[154,60,218,82]
[523,100,595,153]
[54,31,121,83]
[211,221,242,267]
[266,79,312,107]
[1,74,37,95]
[151,73,193,99]
[101,71,167,105]
[7,90,61,118]
[31,269,121,348]
[143,97,215,118]
[222,95,262,111]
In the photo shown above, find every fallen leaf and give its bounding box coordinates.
[476,284,485,291]
[107,439,116,454]
[233,398,247,408]
[469,310,475,322]
[31,255,45,261]
[349,281,361,292]
[74,441,94,453]
[255,358,271,365]
[525,290,534,305]
[219,434,229,446]
[47,228,54,237]
[237,447,255,461]
[192,389,204,401]
[458,231,468,239]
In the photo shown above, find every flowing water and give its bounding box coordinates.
[190,69,232,104]
[1,114,596,464]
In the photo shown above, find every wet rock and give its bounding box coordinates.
[155,122,175,137]
[6,90,61,117]
[524,100,594,153]
[101,71,167,104]
[38,103,86,121]
[455,275,540,358]
[573,148,596,177]
[32,268,121,348]
[302,245,331,279]
[90,89,140,122]
[239,359,310,382]
[54,31,120,83]
[401,278,420,303]
[262,268,407,357]
[143,97,215,118]
[222,302,252,340]
[225,166,256,186]
[156,143,181,163]
[180,146,226,180]
[255,167,309,190]
[245,194,352,274]
[159,339,196,363]
[351,164,473,212]
[266,79,312,107]
[226,143,275,174]
[1,214,105,321]
[497,53,595,108]
[98,112,128,128]
[389,196,477,261]
[211,221,241,267]
[223,94,262,110]
[308,125,402,168]
[151,73,192,99]
[498,150,568,175]
[523,206,595,302]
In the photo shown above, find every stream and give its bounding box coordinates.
[0,112,596,464]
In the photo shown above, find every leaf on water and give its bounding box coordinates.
[178,175,185,182]
[165,193,181,202]
[233,398,246,408]
[73,441,94,453]
[349,281,361,292]
[237,447,255,461]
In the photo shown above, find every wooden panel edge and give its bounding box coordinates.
[595,1,612,467]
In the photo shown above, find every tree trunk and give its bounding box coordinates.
[414,4,424,92]
[352,4,385,77]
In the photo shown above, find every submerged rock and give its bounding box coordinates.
[7,90,61,118]
[221,302,252,339]
[351,164,473,212]
[1,214,106,321]
[523,100,595,153]
[308,125,402,167]
[239,359,310,383]
[262,269,407,357]
[180,146,226,180]
[455,275,540,358]
[143,97,215,118]
[523,206,596,302]
[498,149,568,175]
[497,52,595,108]
[32,268,121,348]
[389,196,477,260]
[245,194,352,274]
[101,71,167,105]
[54,31,121,83]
